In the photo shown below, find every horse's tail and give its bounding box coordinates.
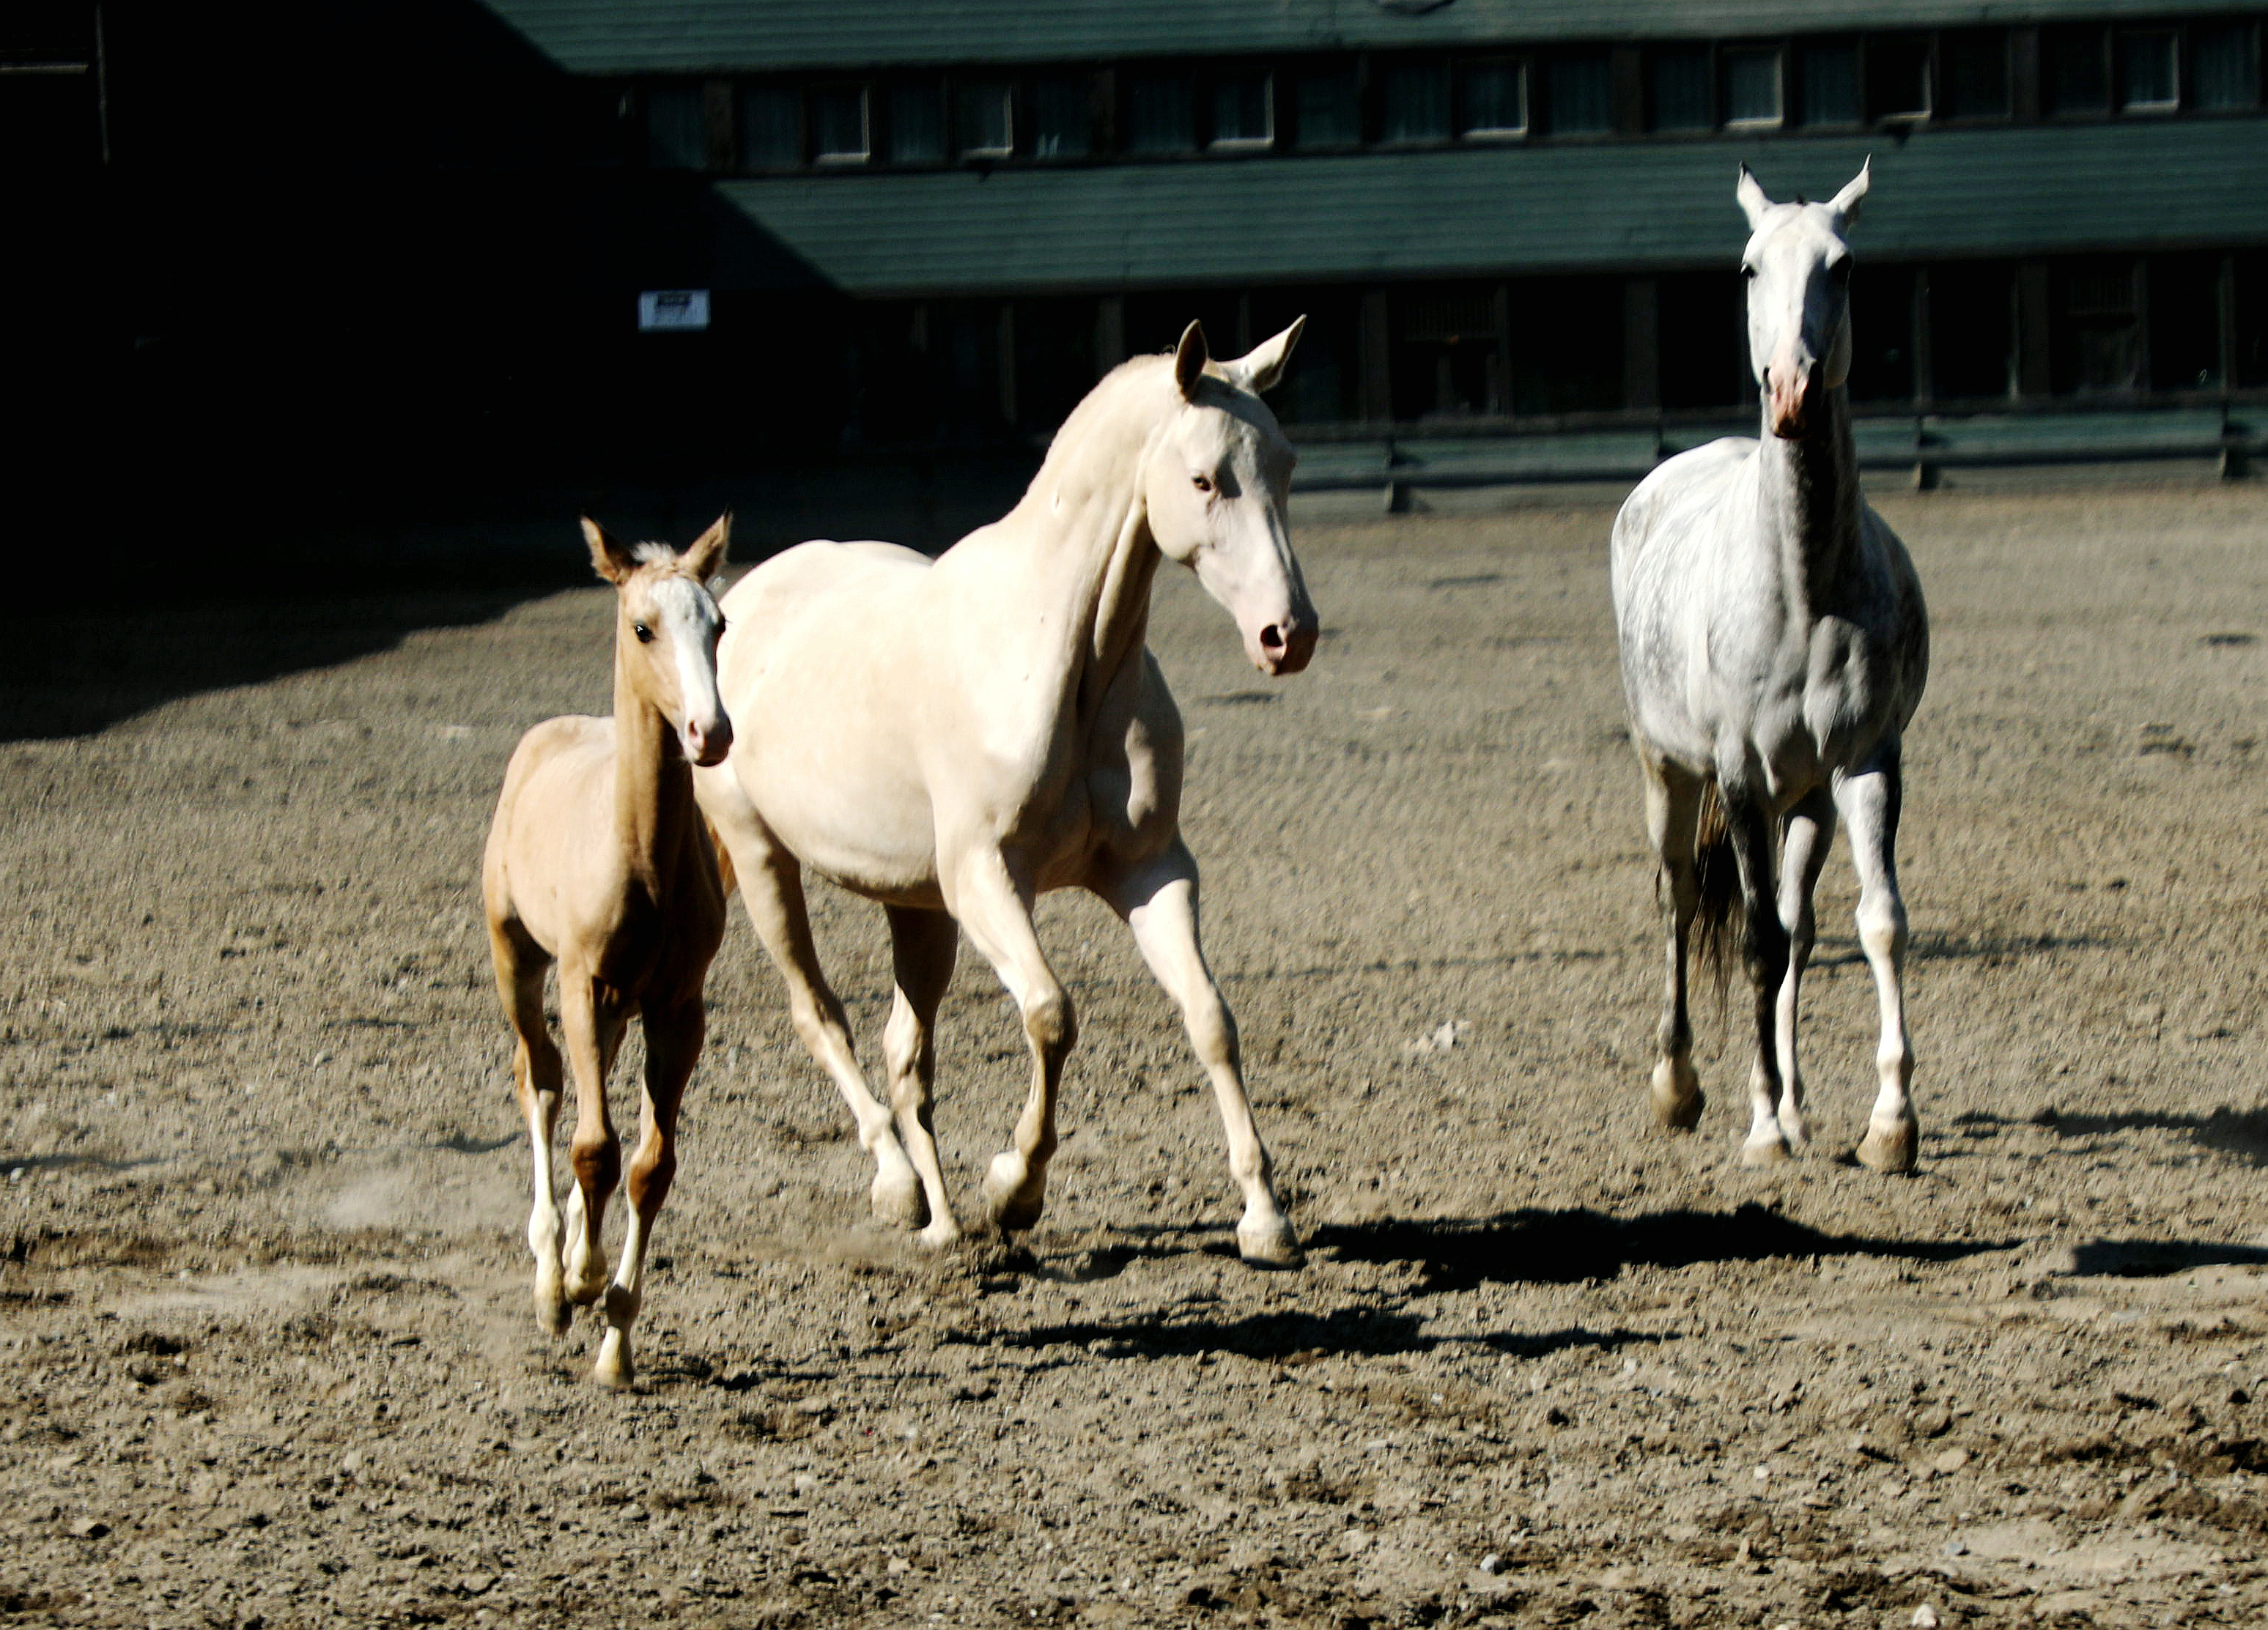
[1691,781,1741,1010]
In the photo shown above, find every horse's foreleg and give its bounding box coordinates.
[1833,752,1918,1173]
[950,853,1073,1237]
[594,998,698,1389]
[1642,761,1705,1131]
[1103,841,1299,1267]
[1773,789,1837,1151]
[708,800,925,1229]
[883,905,962,1251]
[491,919,568,1335]
[558,973,627,1309]
[1721,788,1794,1166]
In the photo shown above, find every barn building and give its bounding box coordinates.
[12,1,2267,533]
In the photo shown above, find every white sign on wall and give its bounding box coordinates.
[638,290,711,332]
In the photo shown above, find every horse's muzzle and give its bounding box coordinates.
[684,716,734,766]
[1766,360,1821,440]
[1257,617,1318,677]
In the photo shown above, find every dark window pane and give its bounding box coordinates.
[1015,297,1100,431]
[1030,75,1091,158]
[2193,23,2260,111]
[1392,284,1504,420]
[1292,66,1362,147]
[1930,263,2016,400]
[1547,52,1613,134]
[1723,48,1782,125]
[1211,73,1271,147]
[1847,264,1916,401]
[1658,270,1746,410]
[1126,72,1194,152]
[1512,276,1623,412]
[1253,289,1362,424]
[737,86,799,168]
[1800,40,1861,125]
[812,86,868,162]
[1124,293,1244,361]
[1463,59,1526,136]
[958,80,1013,155]
[2050,259,2141,395]
[2149,255,2223,390]
[2044,27,2109,114]
[2119,29,2179,110]
[887,82,944,162]
[1381,62,1452,143]
[1650,46,1712,131]
[1867,36,1931,121]
[1940,31,2009,119]
[2236,251,2268,388]
[647,84,706,169]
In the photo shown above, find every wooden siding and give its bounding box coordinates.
[690,120,2268,295]
[481,0,2266,74]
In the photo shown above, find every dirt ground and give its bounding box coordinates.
[2,484,2265,1630]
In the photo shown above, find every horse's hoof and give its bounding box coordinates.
[981,1152,1045,1233]
[917,1216,963,1252]
[1649,1060,1704,1131]
[1237,1215,1304,1270]
[534,1285,571,1339]
[871,1162,928,1230]
[593,1334,633,1390]
[1739,1135,1791,1168]
[1855,1119,1918,1174]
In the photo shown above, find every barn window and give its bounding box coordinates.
[1648,46,1712,131]
[1290,64,1362,147]
[957,79,1015,157]
[1380,60,1452,143]
[2044,27,2110,115]
[1722,46,1784,127]
[1545,51,1613,133]
[811,85,869,163]
[646,84,706,168]
[737,85,799,168]
[1209,71,1273,149]
[1866,35,1932,122]
[1798,40,1862,126]
[2117,29,2179,112]
[1461,59,1527,137]
[1125,70,1195,152]
[2192,22,2261,110]
[1031,75,1093,158]
[886,81,945,162]
[1940,31,2009,120]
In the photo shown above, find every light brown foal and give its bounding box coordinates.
[481,516,731,1386]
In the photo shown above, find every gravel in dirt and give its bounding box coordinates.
[1,486,2264,1629]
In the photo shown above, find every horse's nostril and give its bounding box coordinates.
[1260,624,1286,651]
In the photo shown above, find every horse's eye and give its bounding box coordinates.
[1192,473,1214,494]
[633,623,654,644]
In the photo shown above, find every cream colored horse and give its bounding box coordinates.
[483,517,732,1385]
[695,321,1316,1264]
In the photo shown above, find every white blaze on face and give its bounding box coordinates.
[649,575,731,764]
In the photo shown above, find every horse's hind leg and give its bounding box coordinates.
[1102,840,1299,1267]
[1772,788,1837,1151]
[490,916,569,1335]
[1719,785,1796,1166]
[706,799,925,1227]
[1642,758,1706,1130]
[882,905,962,1250]
[594,996,700,1388]
[1833,749,1919,1173]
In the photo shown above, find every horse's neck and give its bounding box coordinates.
[610,651,692,890]
[1753,387,1863,610]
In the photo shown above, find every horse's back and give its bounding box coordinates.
[1611,437,1754,609]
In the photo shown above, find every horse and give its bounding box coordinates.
[1609,161,1931,1171]
[481,516,733,1385]
[694,319,1317,1265]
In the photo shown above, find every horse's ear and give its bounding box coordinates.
[1223,315,1305,395]
[583,516,638,585]
[1828,157,1871,229]
[1736,163,1773,229]
[1173,320,1210,401]
[682,513,730,583]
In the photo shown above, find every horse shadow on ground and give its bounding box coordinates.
[1954,1105,2268,1166]
[2065,1237,2268,1278]
[1011,1202,2009,1360]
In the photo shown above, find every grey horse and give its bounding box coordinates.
[1610,161,1930,1171]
